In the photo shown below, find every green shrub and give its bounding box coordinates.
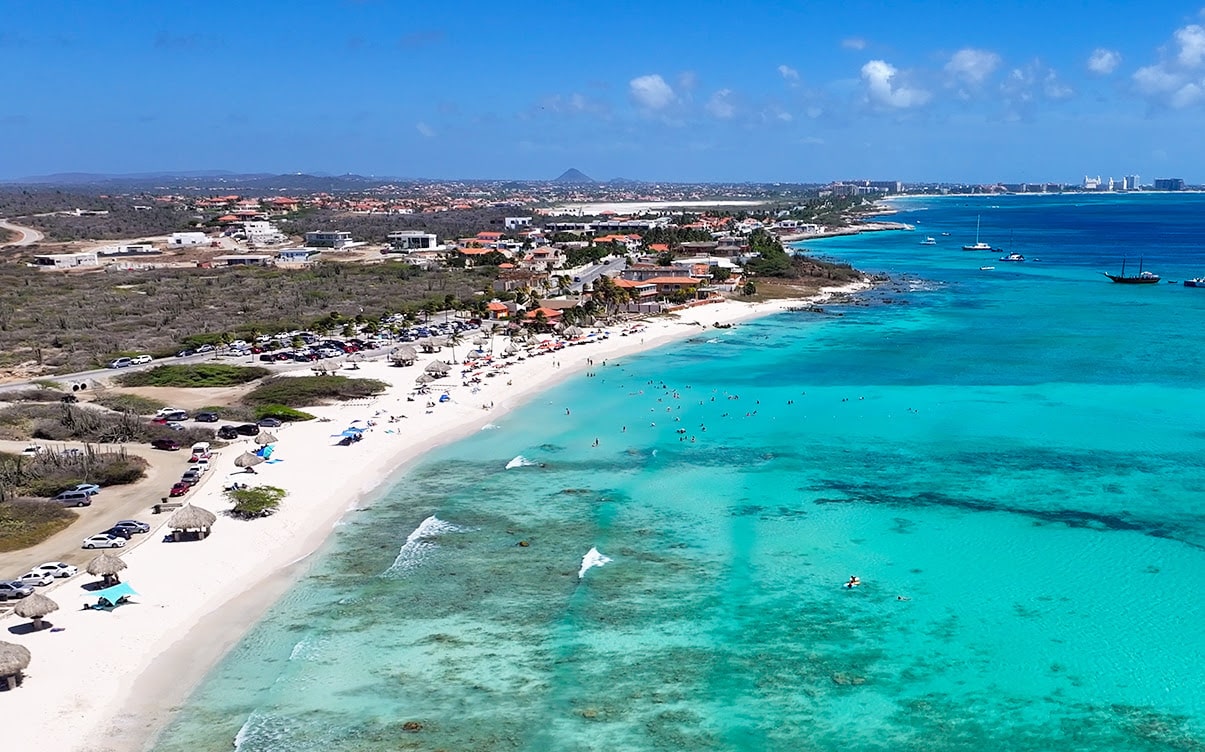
[116,364,271,388]
[0,499,77,551]
[93,393,167,415]
[253,404,316,422]
[225,484,286,519]
[1,388,67,403]
[0,403,213,445]
[243,376,388,407]
[10,450,149,497]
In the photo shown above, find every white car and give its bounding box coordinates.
[82,534,126,550]
[190,458,210,473]
[16,571,55,587]
[33,561,78,578]
[131,354,152,365]
[155,407,185,418]
[20,445,43,456]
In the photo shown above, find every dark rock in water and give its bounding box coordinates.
[402,720,423,732]
[518,540,530,547]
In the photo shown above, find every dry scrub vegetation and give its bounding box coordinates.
[0,263,494,372]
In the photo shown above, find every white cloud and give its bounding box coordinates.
[842,37,866,50]
[1131,21,1205,108]
[629,74,675,110]
[945,48,1001,86]
[778,64,800,84]
[705,89,735,119]
[1087,48,1121,75]
[415,122,435,138]
[1176,24,1205,67]
[999,60,1075,118]
[860,59,931,109]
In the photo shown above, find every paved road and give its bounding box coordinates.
[570,257,627,293]
[0,438,193,607]
[0,218,44,246]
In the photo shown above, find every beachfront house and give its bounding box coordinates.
[276,248,317,264]
[212,254,272,266]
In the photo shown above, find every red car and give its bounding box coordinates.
[169,482,190,497]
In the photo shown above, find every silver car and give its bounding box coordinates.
[0,580,35,600]
[16,571,55,587]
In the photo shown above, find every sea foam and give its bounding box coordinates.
[382,515,461,576]
[578,546,612,579]
[505,455,537,469]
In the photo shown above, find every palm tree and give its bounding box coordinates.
[446,331,463,363]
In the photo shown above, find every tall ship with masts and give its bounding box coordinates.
[1102,258,1160,284]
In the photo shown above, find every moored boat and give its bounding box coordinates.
[962,215,993,251]
[1184,277,1205,288]
[921,236,937,245]
[1000,253,1025,262]
[1103,258,1160,284]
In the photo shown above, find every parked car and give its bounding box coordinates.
[32,562,79,578]
[259,353,277,362]
[107,357,134,369]
[165,422,186,431]
[196,344,216,353]
[20,444,43,456]
[180,470,202,485]
[0,580,35,600]
[15,571,55,587]
[217,425,240,440]
[235,423,261,436]
[169,482,191,497]
[190,458,210,473]
[161,410,189,421]
[66,483,101,495]
[176,349,195,358]
[53,489,93,507]
[257,417,282,428]
[194,411,219,423]
[131,354,153,365]
[111,519,151,534]
[101,526,132,539]
[151,438,182,451]
[82,534,126,549]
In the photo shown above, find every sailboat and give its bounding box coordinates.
[962,215,993,251]
[1103,258,1160,284]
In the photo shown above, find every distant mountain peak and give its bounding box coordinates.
[554,168,594,183]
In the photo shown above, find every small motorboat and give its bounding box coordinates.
[1000,253,1025,262]
[979,266,995,271]
[920,236,937,246]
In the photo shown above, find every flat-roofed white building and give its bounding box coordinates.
[387,231,444,252]
[212,254,272,266]
[170,231,209,246]
[504,216,533,230]
[304,230,353,248]
[33,251,99,269]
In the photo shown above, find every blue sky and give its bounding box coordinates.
[3,1,1205,183]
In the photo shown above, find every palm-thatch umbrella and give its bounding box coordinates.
[503,342,518,355]
[86,551,127,585]
[0,641,31,689]
[390,345,417,366]
[169,504,217,540]
[254,432,278,446]
[472,335,487,346]
[425,360,450,376]
[234,451,266,468]
[564,325,584,338]
[415,373,434,385]
[14,593,59,631]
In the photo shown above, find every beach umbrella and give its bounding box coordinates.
[415,373,434,385]
[13,592,59,630]
[0,641,31,688]
[234,451,266,468]
[391,345,417,365]
[425,360,450,375]
[254,431,278,445]
[169,504,217,532]
[86,551,127,584]
[503,342,518,355]
[472,335,487,346]
[564,325,583,337]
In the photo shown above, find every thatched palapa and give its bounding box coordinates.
[0,640,31,690]
[424,360,450,376]
[234,451,266,468]
[169,503,217,541]
[14,593,59,631]
[389,345,418,366]
[254,432,278,446]
[86,551,127,585]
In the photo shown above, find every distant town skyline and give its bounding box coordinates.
[3,1,1205,183]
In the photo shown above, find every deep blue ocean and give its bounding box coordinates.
[153,194,1205,751]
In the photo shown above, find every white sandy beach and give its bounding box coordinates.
[0,285,864,752]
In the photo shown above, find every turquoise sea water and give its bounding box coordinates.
[154,194,1205,751]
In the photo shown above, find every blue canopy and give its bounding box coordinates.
[86,582,138,602]
[338,429,362,437]
[256,445,275,458]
